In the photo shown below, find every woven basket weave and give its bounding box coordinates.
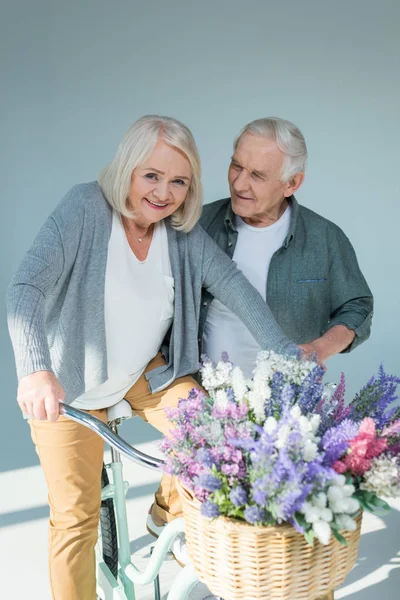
[177,480,362,600]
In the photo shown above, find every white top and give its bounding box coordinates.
[203,205,291,378]
[72,212,174,409]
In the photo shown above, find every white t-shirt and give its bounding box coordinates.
[203,205,291,378]
[72,212,174,409]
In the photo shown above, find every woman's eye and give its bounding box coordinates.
[173,179,186,186]
[145,173,158,181]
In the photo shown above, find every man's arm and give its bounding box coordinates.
[300,325,355,362]
[301,225,373,361]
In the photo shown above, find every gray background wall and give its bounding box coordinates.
[1,0,399,473]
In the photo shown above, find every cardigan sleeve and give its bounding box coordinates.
[6,216,65,379]
[198,226,295,355]
[6,186,87,380]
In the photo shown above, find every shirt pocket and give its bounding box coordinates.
[295,277,328,284]
[160,275,175,322]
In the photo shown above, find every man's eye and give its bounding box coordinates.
[145,173,158,181]
[252,173,263,180]
[231,163,241,170]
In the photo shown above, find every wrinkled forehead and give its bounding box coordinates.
[234,133,284,172]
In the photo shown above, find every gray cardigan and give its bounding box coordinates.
[7,182,293,403]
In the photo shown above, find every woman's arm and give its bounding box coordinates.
[6,216,67,420]
[198,227,295,355]
[7,215,65,379]
[6,186,87,420]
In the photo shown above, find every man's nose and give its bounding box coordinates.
[233,169,250,191]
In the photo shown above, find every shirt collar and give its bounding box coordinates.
[224,195,299,248]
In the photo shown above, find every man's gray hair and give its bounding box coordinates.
[234,117,308,183]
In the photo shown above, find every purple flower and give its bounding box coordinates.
[229,486,248,506]
[221,463,240,476]
[244,505,266,524]
[201,501,221,518]
[297,365,325,415]
[196,448,215,468]
[322,419,360,464]
[196,473,222,492]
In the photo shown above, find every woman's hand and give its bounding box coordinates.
[17,371,65,421]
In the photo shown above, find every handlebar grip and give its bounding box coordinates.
[59,403,164,471]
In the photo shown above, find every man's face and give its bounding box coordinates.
[228,133,302,225]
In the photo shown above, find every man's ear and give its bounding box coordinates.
[284,172,305,197]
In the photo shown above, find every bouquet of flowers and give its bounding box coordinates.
[160,351,400,547]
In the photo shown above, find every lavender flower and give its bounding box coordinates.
[201,501,221,518]
[244,505,266,524]
[230,486,249,507]
[196,448,215,468]
[196,473,222,492]
[322,419,360,465]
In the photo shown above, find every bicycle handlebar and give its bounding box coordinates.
[59,403,165,471]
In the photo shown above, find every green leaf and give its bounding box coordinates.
[332,529,348,546]
[304,529,315,546]
[369,495,391,511]
[293,513,307,529]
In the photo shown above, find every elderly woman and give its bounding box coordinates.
[7,115,294,600]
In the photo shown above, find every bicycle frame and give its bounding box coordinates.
[60,404,200,600]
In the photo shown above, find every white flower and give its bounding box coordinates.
[314,493,327,509]
[310,414,321,433]
[215,389,229,409]
[320,508,333,523]
[247,390,266,424]
[299,415,312,435]
[313,520,332,545]
[327,485,344,503]
[276,424,291,449]
[335,514,357,531]
[327,480,359,516]
[303,506,321,523]
[231,366,247,402]
[264,416,278,435]
[303,440,318,462]
[345,498,360,514]
[335,475,346,487]
[361,455,400,498]
[291,405,302,420]
[342,484,355,497]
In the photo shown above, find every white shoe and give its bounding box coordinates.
[146,513,190,567]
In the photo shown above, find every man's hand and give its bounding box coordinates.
[299,325,356,363]
[17,371,65,422]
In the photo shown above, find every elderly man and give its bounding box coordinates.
[199,117,373,371]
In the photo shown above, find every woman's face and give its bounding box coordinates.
[128,140,192,227]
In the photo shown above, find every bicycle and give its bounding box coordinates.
[60,400,202,600]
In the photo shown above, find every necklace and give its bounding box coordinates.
[122,217,153,244]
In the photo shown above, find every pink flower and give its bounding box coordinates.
[333,418,388,476]
[333,460,348,474]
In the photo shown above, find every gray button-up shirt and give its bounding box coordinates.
[199,196,373,353]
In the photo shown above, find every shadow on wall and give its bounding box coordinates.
[336,508,400,599]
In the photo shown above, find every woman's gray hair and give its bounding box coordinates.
[98,115,202,232]
[234,117,308,183]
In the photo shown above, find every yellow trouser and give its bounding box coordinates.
[29,353,200,600]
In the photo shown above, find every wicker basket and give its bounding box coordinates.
[177,480,362,600]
